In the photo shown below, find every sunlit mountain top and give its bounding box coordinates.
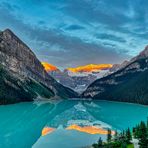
[67,64,113,73]
[41,62,58,72]
[41,62,113,73]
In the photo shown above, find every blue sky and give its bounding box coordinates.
[0,0,148,69]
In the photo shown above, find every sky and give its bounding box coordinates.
[0,0,148,69]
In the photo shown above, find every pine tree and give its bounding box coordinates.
[118,130,127,148]
[114,130,118,142]
[133,124,140,139]
[133,127,136,138]
[147,117,148,136]
[126,128,132,144]
[138,121,148,148]
[98,137,103,147]
[107,129,112,143]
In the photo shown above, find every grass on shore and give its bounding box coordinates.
[127,144,134,148]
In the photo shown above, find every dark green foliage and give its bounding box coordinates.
[118,131,127,147]
[98,137,103,146]
[94,68,148,105]
[147,117,148,136]
[133,124,140,138]
[54,83,78,99]
[92,141,125,148]
[138,122,148,148]
[132,127,136,138]
[92,143,99,148]
[83,58,148,105]
[25,79,55,98]
[93,118,148,148]
[114,130,118,142]
[92,128,134,148]
[132,119,148,148]
[126,128,132,144]
[92,130,132,148]
[107,129,112,143]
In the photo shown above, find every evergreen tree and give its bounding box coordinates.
[98,137,103,147]
[107,129,112,143]
[92,143,98,148]
[147,117,148,136]
[126,128,132,144]
[133,124,140,139]
[114,130,118,142]
[121,130,125,141]
[132,127,136,138]
[136,124,141,138]
[138,121,148,148]
[92,118,148,148]
[118,130,127,148]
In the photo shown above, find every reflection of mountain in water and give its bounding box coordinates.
[34,101,112,148]
[33,128,106,148]
[47,102,111,129]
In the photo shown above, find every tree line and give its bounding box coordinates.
[92,118,148,148]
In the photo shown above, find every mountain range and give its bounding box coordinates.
[1,28,148,105]
[82,46,148,105]
[41,63,112,93]
[0,29,77,104]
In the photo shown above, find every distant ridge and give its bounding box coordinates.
[41,62,112,93]
[82,45,148,105]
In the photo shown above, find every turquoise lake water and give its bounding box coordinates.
[0,100,148,148]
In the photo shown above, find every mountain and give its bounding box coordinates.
[67,64,112,73]
[82,46,148,105]
[41,62,58,72]
[42,63,112,93]
[0,29,78,104]
[109,60,129,73]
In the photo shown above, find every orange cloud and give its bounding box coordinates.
[41,62,58,72]
[67,64,113,73]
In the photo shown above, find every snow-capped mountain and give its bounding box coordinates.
[42,63,113,93]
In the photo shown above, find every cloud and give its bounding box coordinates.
[95,33,126,43]
[0,0,147,69]
[0,1,19,11]
[65,24,85,31]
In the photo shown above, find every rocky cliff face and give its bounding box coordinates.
[82,46,148,105]
[109,60,129,73]
[0,29,52,85]
[0,29,77,104]
[48,69,97,93]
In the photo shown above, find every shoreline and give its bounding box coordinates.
[69,98,148,107]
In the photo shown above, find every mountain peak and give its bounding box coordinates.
[139,45,148,58]
[67,64,113,73]
[3,29,18,39]
[2,28,35,56]
[3,28,14,35]
[3,29,21,41]
[41,62,58,72]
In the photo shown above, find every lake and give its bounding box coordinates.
[0,100,148,148]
